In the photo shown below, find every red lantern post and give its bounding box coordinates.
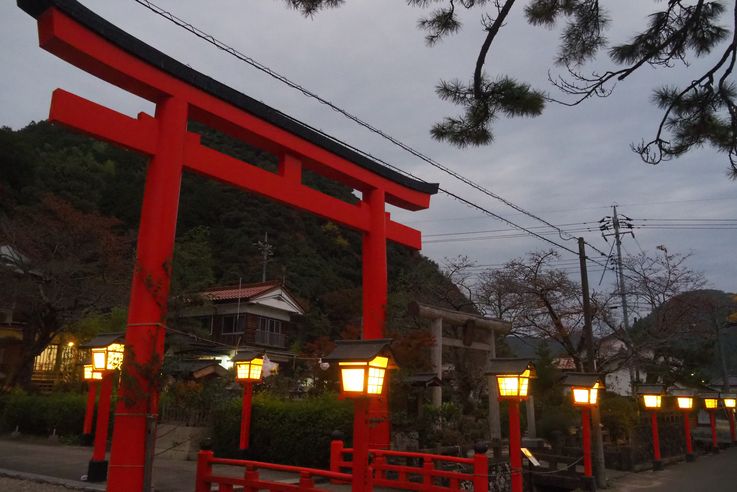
[80,335,125,482]
[488,359,536,492]
[703,394,720,454]
[673,392,696,462]
[722,395,736,444]
[233,353,264,452]
[638,385,665,471]
[324,339,396,492]
[82,365,102,442]
[562,372,603,489]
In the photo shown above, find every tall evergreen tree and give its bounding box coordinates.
[283,0,737,176]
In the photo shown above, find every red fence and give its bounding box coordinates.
[195,450,352,492]
[330,440,489,491]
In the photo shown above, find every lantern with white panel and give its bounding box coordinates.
[671,388,696,462]
[637,384,666,471]
[561,373,605,483]
[79,333,125,482]
[701,392,722,453]
[325,339,395,492]
[231,351,265,452]
[487,359,536,492]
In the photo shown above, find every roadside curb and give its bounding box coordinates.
[0,467,105,491]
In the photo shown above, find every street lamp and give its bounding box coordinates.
[638,384,665,471]
[722,393,737,444]
[324,339,395,492]
[232,351,264,452]
[79,333,125,482]
[701,392,721,453]
[671,389,696,462]
[562,373,604,487]
[488,359,536,492]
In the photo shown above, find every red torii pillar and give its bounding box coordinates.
[362,188,390,448]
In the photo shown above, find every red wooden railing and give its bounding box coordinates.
[195,450,353,492]
[330,440,489,491]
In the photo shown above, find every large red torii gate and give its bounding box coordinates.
[18,1,438,490]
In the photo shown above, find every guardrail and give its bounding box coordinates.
[195,450,353,492]
[330,439,489,491]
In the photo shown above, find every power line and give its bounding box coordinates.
[130,0,583,255]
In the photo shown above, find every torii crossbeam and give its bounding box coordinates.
[18,1,438,490]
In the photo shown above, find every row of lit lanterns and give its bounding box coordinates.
[640,390,736,411]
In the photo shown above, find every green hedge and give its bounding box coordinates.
[209,393,353,468]
[0,391,87,437]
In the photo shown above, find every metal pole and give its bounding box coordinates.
[509,400,523,492]
[612,207,636,390]
[578,238,607,488]
[240,382,253,451]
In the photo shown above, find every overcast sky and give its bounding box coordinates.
[1,0,734,298]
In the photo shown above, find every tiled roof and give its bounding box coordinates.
[201,282,280,301]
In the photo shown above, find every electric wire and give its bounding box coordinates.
[128,0,584,256]
[127,0,694,284]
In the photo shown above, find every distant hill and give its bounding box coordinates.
[0,121,466,356]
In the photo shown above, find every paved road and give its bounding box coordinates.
[609,447,737,491]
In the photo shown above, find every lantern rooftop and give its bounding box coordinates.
[405,373,442,387]
[486,358,536,377]
[636,384,666,395]
[79,332,124,349]
[722,393,737,400]
[699,392,720,399]
[18,0,439,197]
[323,339,394,363]
[560,372,605,388]
[232,351,263,362]
[670,388,697,398]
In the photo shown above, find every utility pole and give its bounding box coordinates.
[254,233,274,282]
[602,206,637,391]
[578,238,607,488]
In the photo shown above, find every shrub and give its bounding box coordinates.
[0,391,87,437]
[209,392,353,468]
[600,393,638,443]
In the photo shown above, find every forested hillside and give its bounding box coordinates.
[0,121,466,368]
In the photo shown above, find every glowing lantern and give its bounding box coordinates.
[232,352,264,382]
[638,385,665,410]
[676,396,694,410]
[561,373,605,407]
[487,359,536,400]
[324,339,395,397]
[704,395,719,410]
[722,394,736,409]
[83,364,103,381]
[80,333,125,372]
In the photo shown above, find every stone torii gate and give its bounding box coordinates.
[18,1,438,490]
[408,301,512,442]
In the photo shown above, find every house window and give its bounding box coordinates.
[193,316,213,335]
[33,345,58,372]
[221,315,245,335]
[255,317,285,347]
